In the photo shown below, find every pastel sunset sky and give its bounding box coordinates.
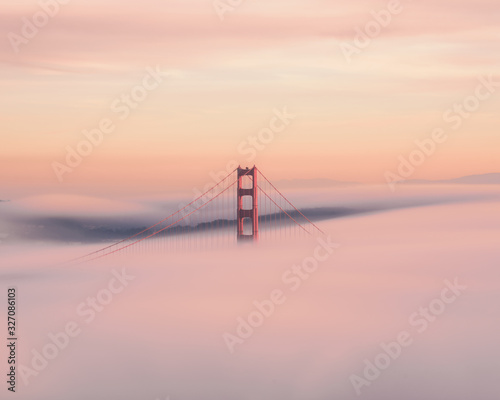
[1,0,499,196]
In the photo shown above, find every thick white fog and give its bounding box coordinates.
[1,185,499,400]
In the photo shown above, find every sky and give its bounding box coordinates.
[1,0,500,197]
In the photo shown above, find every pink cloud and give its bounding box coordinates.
[0,0,498,73]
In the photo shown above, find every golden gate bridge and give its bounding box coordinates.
[63,166,325,266]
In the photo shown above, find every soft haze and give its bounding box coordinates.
[2,190,500,400]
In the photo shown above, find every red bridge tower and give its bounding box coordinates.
[237,166,258,241]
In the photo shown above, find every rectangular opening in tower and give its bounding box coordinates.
[241,175,254,189]
[241,195,253,210]
[242,217,253,235]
